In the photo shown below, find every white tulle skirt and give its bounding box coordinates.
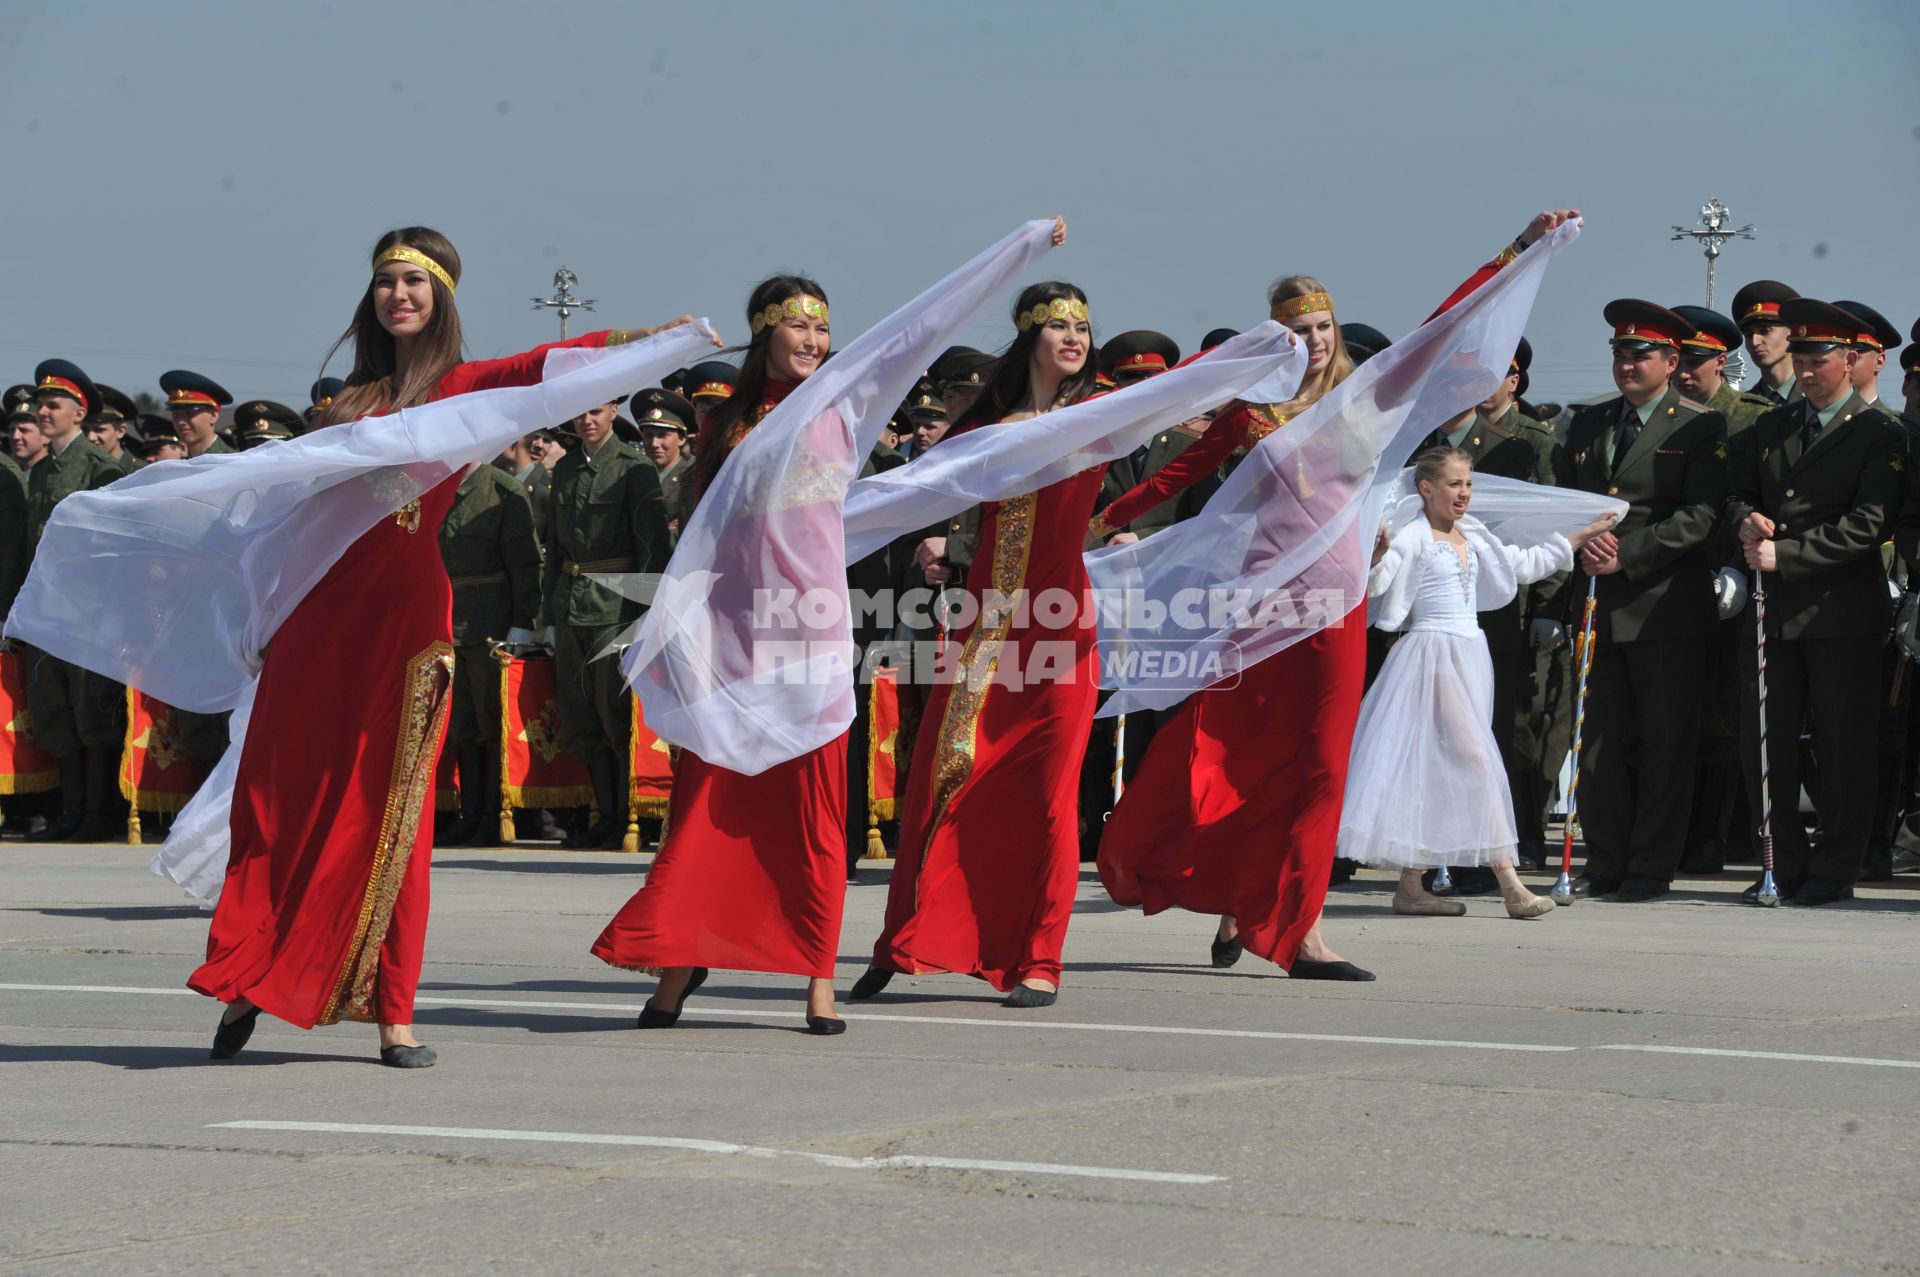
[1337,627,1518,869]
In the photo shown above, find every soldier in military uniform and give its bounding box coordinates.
[2,385,33,484]
[0,390,28,619]
[932,348,995,423]
[306,377,343,431]
[438,459,542,846]
[1670,305,1773,873]
[632,387,695,543]
[22,361,131,841]
[233,400,301,450]
[161,369,233,457]
[1078,330,1191,857]
[1559,301,1728,901]
[84,386,144,475]
[683,360,739,434]
[543,396,671,848]
[1902,337,1920,427]
[137,418,184,464]
[1730,280,1801,406]
[1829,302,1907,880]
[10,386,49,472]
[1728,299,1907,905]
[900,381,947,460]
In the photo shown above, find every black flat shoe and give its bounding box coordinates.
[849,966,895,1001]
[636,966,709,1028]
[1210,936,1243,968]
[379,1044,438,1068]
[1288,957,1376,982]
[1611,876,1671,904]
[805,1015,847,1035]
[209,1005,261,1060]
[1002,985,1058,1008]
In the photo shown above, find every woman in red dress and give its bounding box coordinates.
[1092,209,1579,982]
[850,281,1104,1008]
[202,226,692,1066]
[591,275,854,1035]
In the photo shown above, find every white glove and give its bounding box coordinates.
[1528,618,1566,653]
[505,626,538,647]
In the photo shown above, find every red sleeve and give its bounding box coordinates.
[1100,404,1253,531]
[435,330,618,397]
[1424,241,1524,322]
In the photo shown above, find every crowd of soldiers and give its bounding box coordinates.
[7,274,1920,909]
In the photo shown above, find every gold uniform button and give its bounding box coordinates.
[1784,488,1794,498]
[1608,485,1619,495]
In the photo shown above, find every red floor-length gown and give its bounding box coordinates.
[592,380,851,980]
[870,456,1108,992]
[189,332,625,1029]
[1096,246,1521,969]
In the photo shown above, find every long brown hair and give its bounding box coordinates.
[316,227,465,426]
[691,272,827,498]
[951,281,1098,436]
[1265,274,1353,415]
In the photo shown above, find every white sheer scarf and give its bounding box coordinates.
[1367,471,1625,630]
[840,323,1306,562]
[621,220,1058,776]
[3,324,719,901]
[1088,219,1581,717]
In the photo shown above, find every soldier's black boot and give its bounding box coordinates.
[579,749,626,850]
[438,746,485,847]
[34,754,86,842]
[71,747,120,844]
[466,749,504,847]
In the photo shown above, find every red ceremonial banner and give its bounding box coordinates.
[869,665,904,822]
[630,694,674,821]
[0,649,57,795]
[500,652,591,809]
[120,689,208,816]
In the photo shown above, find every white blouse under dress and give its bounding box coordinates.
[1337,519,1571,870]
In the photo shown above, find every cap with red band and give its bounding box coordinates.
[1780,298,1867,349]
[1602,299,1693,351]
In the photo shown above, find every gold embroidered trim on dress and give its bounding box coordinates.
[913,492,1037,914]
[319,640,455,1025]
[1246,403,1295,443]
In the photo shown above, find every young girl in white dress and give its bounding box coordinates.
[1340,445,1615,919]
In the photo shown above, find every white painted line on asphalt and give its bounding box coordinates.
[1596,1044,1920,1070]
[0,983,198,997]
[208,1120,1226,1185]
[0,982,1571,1053]
[12,982,1920,1070]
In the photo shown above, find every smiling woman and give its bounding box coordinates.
[853,272,1117,1010]
[191,226,699,1070]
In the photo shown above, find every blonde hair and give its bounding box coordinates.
[1263,274,1354,414]
[1413,445,1472,490]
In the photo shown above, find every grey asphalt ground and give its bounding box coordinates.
[3,842,1917,1276]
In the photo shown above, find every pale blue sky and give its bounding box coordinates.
[4,0,1917,408]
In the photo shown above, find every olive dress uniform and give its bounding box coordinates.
[0,448,27,620]
[1673,310,1774,870]
[440,465,542,845]
[543,434,671,847]
[23,361,129,840]
[1727,379,1905,902]
[1559,307,1728,896]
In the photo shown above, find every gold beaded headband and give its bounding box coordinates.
[750,294,829,335]
[1270,291,1333,323]
[374,246,456,296]
[1015,297,1089,332]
